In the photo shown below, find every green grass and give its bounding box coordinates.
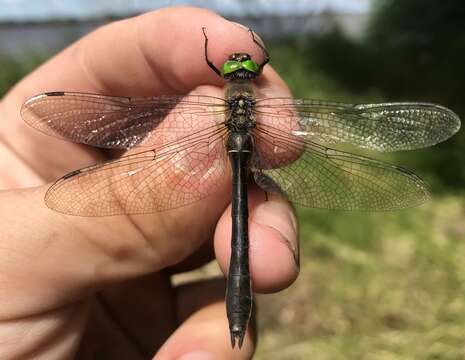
[254,42,465,359]
[256,197,465,359]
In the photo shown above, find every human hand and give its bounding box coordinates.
[0,7,299,359]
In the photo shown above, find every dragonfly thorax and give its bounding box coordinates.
[226,92,256,132]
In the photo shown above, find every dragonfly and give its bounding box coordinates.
[21,27,461,349]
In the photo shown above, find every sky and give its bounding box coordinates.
[0,0,370,21]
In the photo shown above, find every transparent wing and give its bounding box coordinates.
[21,92,228,149]
[252,125,429,211]
[45,126,229,216]
[254,98,461,151]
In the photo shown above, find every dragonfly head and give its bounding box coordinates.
[222,53,261,81]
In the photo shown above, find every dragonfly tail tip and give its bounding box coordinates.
[230,330,245,349]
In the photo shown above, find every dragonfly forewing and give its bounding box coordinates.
[254,98,461,151]
[22,92,228,149]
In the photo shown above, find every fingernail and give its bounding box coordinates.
[253,198,300,269]
[229,21,249,31]
[178,350,216,360]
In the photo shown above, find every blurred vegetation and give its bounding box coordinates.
[1,1,464,358]
[0,53,47,97]
[302,0,465,190]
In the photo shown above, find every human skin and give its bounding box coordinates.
[0,7,299,360]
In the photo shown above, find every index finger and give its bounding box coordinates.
[8,6,284,99]
[0,6,290,180]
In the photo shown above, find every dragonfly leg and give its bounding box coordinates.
[201,27,221,77]
[263,190,269,202]
[248,29,270,71]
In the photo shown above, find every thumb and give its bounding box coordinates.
[0,184,229,320]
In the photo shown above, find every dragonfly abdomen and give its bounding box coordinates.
[226,131,253,348]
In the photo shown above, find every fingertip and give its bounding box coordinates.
[214,189,299,294]
[155,279,255,359]
[10,6,278,99]
[249,192,300,292]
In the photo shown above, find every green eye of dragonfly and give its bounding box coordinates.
[222,60,242,75]
[222,59,260,75]
[241,59,259,73]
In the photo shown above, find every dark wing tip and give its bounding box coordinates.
[45,91,66,97]
[61,169,82,180]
